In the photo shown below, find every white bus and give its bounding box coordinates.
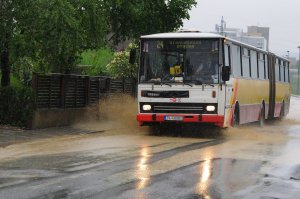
[130,31,290,128]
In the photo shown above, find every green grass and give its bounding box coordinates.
[79,48,114,76]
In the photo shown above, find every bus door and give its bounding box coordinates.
[222,43,234,127]
[222,81,234,127]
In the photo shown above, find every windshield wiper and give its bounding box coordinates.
[183,80,193,87]
[160,81,172,87]
[202,83,215,87]
[191,80,203,85]
[161,82,172,87]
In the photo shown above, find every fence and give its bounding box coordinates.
[32,73,136,109]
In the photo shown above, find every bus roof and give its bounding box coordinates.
[141,32,223,39]
[141,32,289,62]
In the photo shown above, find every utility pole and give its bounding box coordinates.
[298,47,300,95]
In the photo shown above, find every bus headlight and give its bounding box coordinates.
[206,105,216,112]
[142,105,152,111]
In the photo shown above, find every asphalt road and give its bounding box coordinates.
[1,97,300,199]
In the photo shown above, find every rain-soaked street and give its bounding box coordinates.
[1,97,300,199]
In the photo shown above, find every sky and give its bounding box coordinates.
[183,0,300,59]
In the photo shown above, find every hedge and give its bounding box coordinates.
[0,86,35,127]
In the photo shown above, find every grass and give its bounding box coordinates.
[79,48,114,76]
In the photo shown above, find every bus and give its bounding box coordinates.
[131,30,291,128]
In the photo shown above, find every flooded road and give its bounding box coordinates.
[1,97,300,198]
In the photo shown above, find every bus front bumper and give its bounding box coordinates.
[137,114,224,127]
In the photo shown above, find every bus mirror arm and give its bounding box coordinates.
[222,66,230,82]
[129,49,136,65]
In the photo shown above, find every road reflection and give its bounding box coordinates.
[197,149,214,199]
[136,146,151,190]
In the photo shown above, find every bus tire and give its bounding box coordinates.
[233,104,240,127]
[259,105,265,127]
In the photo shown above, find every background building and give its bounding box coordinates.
[214,18,269,51]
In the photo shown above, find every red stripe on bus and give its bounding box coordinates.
[137,114,224,127]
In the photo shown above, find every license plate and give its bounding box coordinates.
[164,116,183,121]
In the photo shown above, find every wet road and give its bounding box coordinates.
[1,98,300,198]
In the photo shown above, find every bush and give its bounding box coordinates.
[0,85,35,127]
[107,43,138,79]
[11,57,41,86]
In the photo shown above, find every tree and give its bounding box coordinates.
[0,0,38,86]
[107,0,197,44]
[1,0,196,87]
[0,0,109,86]
[33,0,109,73]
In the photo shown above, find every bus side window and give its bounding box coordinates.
[242,48,250,78]
[288,63,290,82]
[280,60,285,82]
[265,55,268,79]
[275,58,280,82]
[258,53,265,80]
[232,44,242,77]
[285,62,289,83]
[251,50,258,79]
[283,61,286,82]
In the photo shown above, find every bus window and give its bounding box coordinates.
[139,39,220,84]
[280,60,285,82]
[287,63,290,82]
[285,62,289,83]
[232,44,242,77]
[283,62,286,82]
[265,55,268,79]
[275,58,280,82]
[242,48,250,78]
[224,45,231,67]
[258,53,265,80]
[251,50,258,79]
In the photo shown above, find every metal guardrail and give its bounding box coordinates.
[32,73,136,109]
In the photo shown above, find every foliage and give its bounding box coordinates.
[107,43,138,79]
[32,0,109,73]
[11,57,39,86]
[1,0,196,86]
[0,0,109,86]
[80,48,114,76]
[0,84,35,127]
[107,0,197,44]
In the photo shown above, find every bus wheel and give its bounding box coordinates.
[259,105,265,127]
[233,106,240,127]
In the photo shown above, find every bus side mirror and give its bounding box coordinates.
[222,66,230,81]
[129,49,136,65]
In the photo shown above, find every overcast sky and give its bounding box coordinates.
[183,0,300,59]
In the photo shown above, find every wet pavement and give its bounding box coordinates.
[1,97,300,198]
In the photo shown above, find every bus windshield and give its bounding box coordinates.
[139,39,220,85]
